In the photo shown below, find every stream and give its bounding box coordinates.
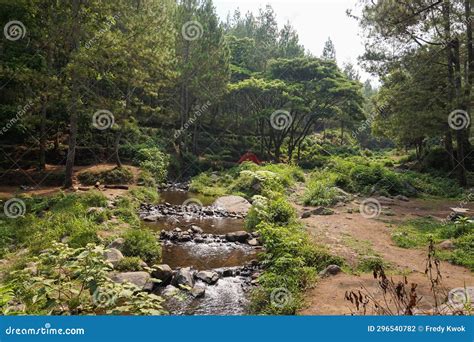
[141,190,261,315]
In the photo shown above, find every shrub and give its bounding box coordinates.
[302,179,340,206]
[137,170,156,187]
[122,229,161,264]
[78,167,134,185]
[245,196,296,230]
[250,221,344,314]
[115,256,145,271]
[135,147,169,184]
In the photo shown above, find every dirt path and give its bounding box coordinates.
[296,197,474,315]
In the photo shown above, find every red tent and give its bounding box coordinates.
[237,151,261,165]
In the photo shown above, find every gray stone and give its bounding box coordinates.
[190,225,204,234]
[437,240,455,250]
[247,238,259,246]
[213,195,251,214]
[151,264,173,285]
[86,207,106,215]
[301,211,311,219]
[172,267,194,288]
[107,238,125,250]
[395,195,409,202]
[195,270,219,284]
[225,231,250,243]
[319,265,342,277]
[103,248,124,267]
[311,207,334,215]
[190,285,206,298]
[111,271,153,291]
[377,196,395,205]
[143,215,160,222]
[162,285,178,297]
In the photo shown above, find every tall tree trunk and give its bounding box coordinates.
[443,0,467,186]
[114,130,122,168]
[39,97,47,171]
[445,130,455,169]
[64,0,81,188]
[453,38,467,186]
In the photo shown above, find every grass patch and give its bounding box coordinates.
[246,196,344,314]
[78,167,134,185]
[391,218,474,271]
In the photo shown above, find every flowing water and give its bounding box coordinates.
[143,190,260,315]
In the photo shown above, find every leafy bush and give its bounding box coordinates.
[5,243,165,315]
[122,229,161,265]
[78,167,134,185]
[250,221,344,314]
[245,196,296,230]
[302,179,340,206]
[115,256,145,271]
[135,147,169,184]
[137,170,156,187]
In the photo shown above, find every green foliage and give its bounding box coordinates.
[6,243,165,315]
[135,148,169,184]
[137,170,157,188]
[115,256,145,272]
[391,218,474,271]
[301,156,463,199]
[78,167,134,185]
[302,179,340,206]
[128,187,160,205]
[0,192,109,255]
[250,221,343,314]
[245,195,296,230]
[122,229,161,265]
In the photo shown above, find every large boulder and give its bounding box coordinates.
[191,285,206,298]
[437,240,455,250]
[103,248,124,267]
[172,267,194,288]
[111,271,153,291]
[107,238,125,250]
[195,270,219,285]
[318,265,342,277]
[225,231,250,243]
[151,264,173,285]
[213,195,251,214]
[162,285,178,297]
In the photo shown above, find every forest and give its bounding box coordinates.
[0,0,473,316]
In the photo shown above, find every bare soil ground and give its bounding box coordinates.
[0,163,140,200]
[296,198,474,315]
